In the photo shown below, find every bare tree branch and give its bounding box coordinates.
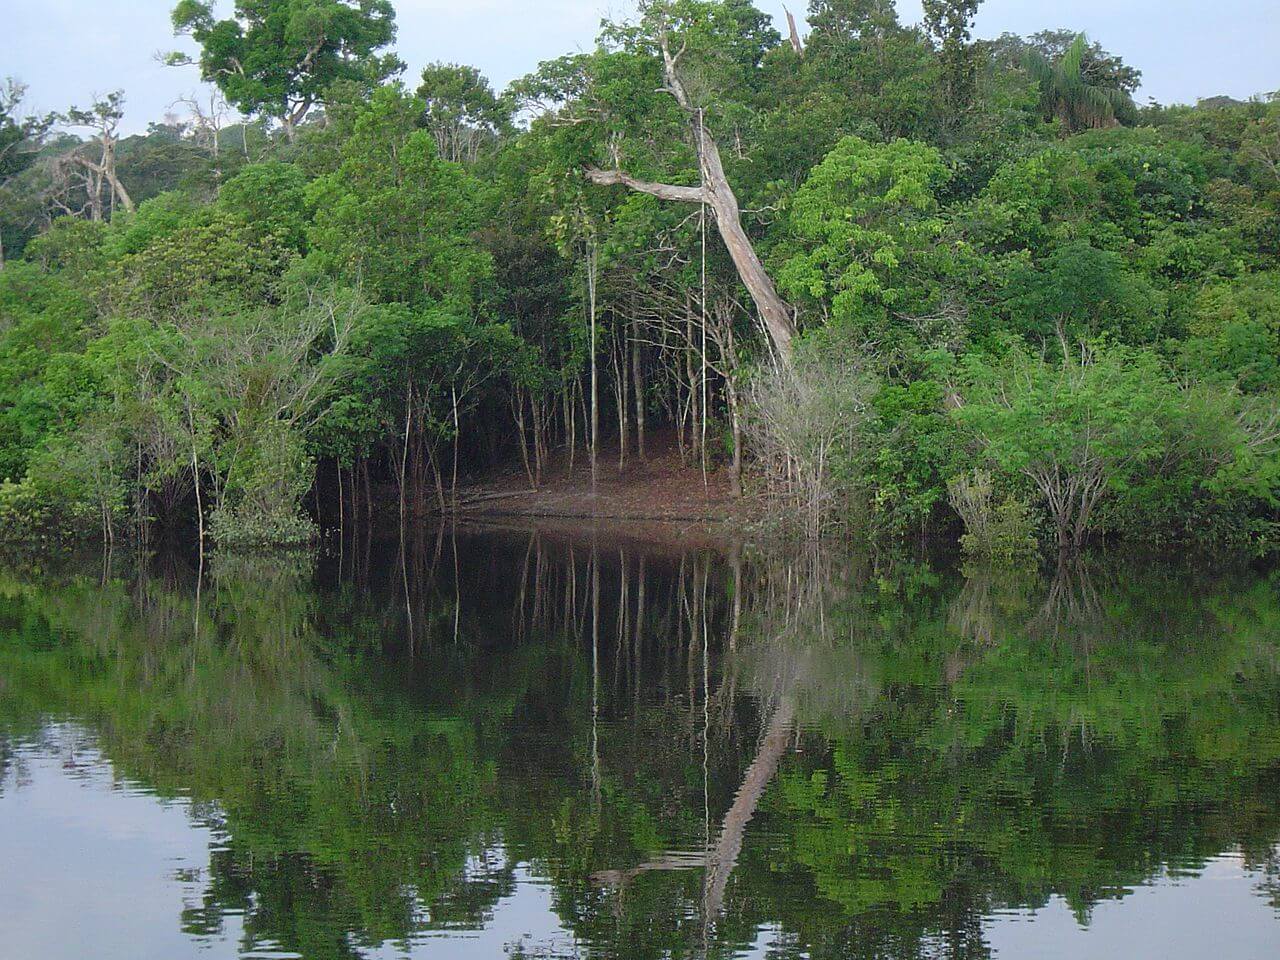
[584,167,708,203]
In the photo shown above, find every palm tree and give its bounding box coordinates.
[1023,33,1135,134]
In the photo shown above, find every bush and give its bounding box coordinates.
[209,424,317,548]
[956,340,1280,553]
[0,478,52,542]
[955,342,1177,551]
[207,505,317,549]
[743,334,878,540]
[948,469,1038,562]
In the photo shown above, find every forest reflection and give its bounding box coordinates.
[1,528,1278,959]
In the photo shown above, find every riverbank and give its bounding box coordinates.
[449,433,756,549]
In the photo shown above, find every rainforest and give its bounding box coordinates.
[0,0,1278,555]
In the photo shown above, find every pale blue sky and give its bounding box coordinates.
[3,0,1277,135]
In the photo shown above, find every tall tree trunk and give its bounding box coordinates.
[450,384,461,507]
[399,383,412,534]
[726,375,742,498]
[533,393,546,485]
[337,459,345,536]
[613,321,628,471]
[188,407,204,556]
[631,312,646,460]
[587,241,600,486]
[361,459,372,532]
[513,388,535,488]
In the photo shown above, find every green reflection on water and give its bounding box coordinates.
[0,532,1278,959]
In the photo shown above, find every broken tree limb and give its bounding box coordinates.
[584,167,708,204]
[785,7,804,56]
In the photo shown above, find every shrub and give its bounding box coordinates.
[743,334,878,540]
[955,342,1176,552]
[948,469,1038,562]
[0,478,52,542]
[207,505,316,549]
[209,424,317,548]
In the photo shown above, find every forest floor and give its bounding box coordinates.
[450,430,757,548]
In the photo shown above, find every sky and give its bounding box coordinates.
[2,0,1277,135]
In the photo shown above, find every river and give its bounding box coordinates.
[1,525,1278,958]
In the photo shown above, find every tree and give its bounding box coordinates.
[1022,29,1142,96]
[0,81,42,183]
[806,0,900,40]
[170,0,402,140]
[57,92,136,221]
[1019,33,1137,133]
[583,1,797,365]
[776,135,951,335]
[1180,270,1280,394]
[763,1,943,181]
[0,79,53,267]
[744,332,878,538]
[956,343,1180,551]
[415,63,511,166]
[922,0,983,112]
[142,283,361,546]
[305,86,491,308]
[1001,240,1161,346]
[216,159,309,251]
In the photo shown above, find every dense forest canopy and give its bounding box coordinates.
[0,0,1278,555]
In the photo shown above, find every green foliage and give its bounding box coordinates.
[23,216,108,277]
[863,376,963,537]
[1179,271,1280,393]
[0,79,54,263]
[171,0,402,131]
[1001,240,1162,344]
[109,210,294,312]
[947,468,1037,561]
[921,0,982,110]
[792,0,941,146]
[100,190,203,258]
[306,86,491,307]
[0,263,95,483]
[956,343,1176,550]
[778,136,950,334]
[216,160,310,250]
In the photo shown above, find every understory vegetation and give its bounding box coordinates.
[0,0,1278,556]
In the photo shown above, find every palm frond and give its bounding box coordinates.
[1075,83,1119,127]
[1021,48,1058,116]
[1061,34,1088,84]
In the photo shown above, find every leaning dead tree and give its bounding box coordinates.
[585,22,796,366]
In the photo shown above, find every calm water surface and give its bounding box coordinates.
[1,527,1278,959]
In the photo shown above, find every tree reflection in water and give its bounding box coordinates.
[0,528,1278,959]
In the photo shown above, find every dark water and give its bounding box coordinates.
[1,527,1279,959]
